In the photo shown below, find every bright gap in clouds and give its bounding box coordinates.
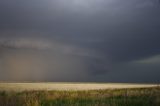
[57,0,113,8]
[71,0,113,6]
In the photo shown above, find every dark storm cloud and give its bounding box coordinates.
[0,0,160,82]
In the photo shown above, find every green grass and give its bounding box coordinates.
[0,87,159,106]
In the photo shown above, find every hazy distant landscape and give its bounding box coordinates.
[0,83,157,91]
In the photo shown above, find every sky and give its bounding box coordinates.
[0,0,160,83]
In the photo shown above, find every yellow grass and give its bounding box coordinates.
[0,82,157,91]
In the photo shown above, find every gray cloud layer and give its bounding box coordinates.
[0,0,160,83]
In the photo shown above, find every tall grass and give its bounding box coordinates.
[0,87,159,106]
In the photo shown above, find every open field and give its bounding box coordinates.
[0,87,160,106]
[0,83,159,106]
[0,83,158,91]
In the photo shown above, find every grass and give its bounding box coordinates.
[0,83,157,91]
[0,87,159,106]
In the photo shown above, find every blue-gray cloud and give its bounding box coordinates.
[0,0,160,82]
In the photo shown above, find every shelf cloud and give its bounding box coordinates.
[0,0,160,83]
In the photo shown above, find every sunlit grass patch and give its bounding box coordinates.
[0,87,159,106]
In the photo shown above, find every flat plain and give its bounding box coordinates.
[0,82,157,91]
[0,83,159,106]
